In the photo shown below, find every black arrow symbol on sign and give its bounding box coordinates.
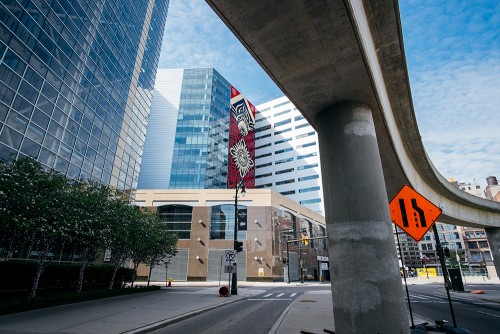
[398,198,427,228]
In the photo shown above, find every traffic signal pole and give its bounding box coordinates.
[286,236,326,284]
[286,241,290,284]
[432,224,457,328]
[231,181,245,295]
[231,183,239,295]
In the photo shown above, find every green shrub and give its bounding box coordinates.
[0,286,161,315]
[0,261,134,292]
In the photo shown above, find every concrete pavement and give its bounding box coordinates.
[270,276,500,334]
[0,283,268,334]
[0,277,498,334]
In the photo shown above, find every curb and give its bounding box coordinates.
[122,294,247,334]
[268,293,303,334]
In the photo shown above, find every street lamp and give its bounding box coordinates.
[231,180,246,295]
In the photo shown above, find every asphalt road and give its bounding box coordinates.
[406,284,500,333]
[149,286,313,334]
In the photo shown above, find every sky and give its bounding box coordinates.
[158,0,499,189]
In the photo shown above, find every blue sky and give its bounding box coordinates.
[158,0,499,188]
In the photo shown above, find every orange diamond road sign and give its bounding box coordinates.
[389,185,442,242]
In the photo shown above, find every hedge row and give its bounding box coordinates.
[0,261,134,292]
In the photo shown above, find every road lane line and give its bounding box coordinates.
[276,293,284,297]
[290,293,297,297]
[477,311,500,318]
[263,293,273,297]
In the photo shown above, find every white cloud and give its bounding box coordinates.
[158,1,499,187]
[402,0,500,187]
[159,0,282,104]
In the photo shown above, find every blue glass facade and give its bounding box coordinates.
[0,0,169,196]
[169,68,231,189]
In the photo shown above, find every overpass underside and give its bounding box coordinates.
[206,1,500,333]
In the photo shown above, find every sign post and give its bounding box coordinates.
[389,185,457,329]
[225,250,236,293]
[389,185,442,242]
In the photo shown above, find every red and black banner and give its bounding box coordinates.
[227,86,255,189]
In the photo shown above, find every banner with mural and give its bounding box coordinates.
[227,86,255,189]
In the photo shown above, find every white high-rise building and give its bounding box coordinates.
[254,96,324,216]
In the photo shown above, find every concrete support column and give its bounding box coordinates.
[317,102,409,333]
[485,227,500,279]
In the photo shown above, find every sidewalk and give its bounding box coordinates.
[0,278,498,334]
[271,276,500,334]
[0,283,265,334]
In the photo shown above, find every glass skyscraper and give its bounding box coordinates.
[0,0,169,196]
[138,68,231,189]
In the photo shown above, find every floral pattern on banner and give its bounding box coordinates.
[228,86,255,189]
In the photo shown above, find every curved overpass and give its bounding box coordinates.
[206,0,500,227]
[206,1,500,332]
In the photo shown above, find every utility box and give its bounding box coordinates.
[448,268,464,292]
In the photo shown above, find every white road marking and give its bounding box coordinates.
[290,293,297,297]
[276,293,284,297]
[263,293,273,297]
[477,311,500,318]
[409,294,427,299]
[248,298,293,301]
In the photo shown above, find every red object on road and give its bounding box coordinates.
[219,286,229,297]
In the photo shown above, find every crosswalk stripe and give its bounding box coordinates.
[248,298,293,301]
[258,293,299,299]
[409,294,427,299]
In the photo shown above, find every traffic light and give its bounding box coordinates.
[235,240,243,252]
[443,247,451,258]
[301,236,309,246]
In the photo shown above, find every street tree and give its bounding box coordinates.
[0,158,71,298]
[69,181,113,293]
[128,212,152,287]
[144,218,178,287]
[105,199,136,289]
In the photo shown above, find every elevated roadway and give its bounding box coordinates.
[206,1,500,333]
[206,0,500,227]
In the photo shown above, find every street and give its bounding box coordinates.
[148,283,500,334]
[406,283,500,333]
[149,285,322,334]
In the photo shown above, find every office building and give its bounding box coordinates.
[134,188,328,282]
[0,0,169,196]
[485,176,500,201]
[138,68,256,190]
[254,96,324,216]
[394,229,421,269]
[454,177,495,266]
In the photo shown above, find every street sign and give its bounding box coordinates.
[224,249,236,263]
[389,185,442,242]
[321,262,329,270]
[224,265,237,273]
[237,209,247,230]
